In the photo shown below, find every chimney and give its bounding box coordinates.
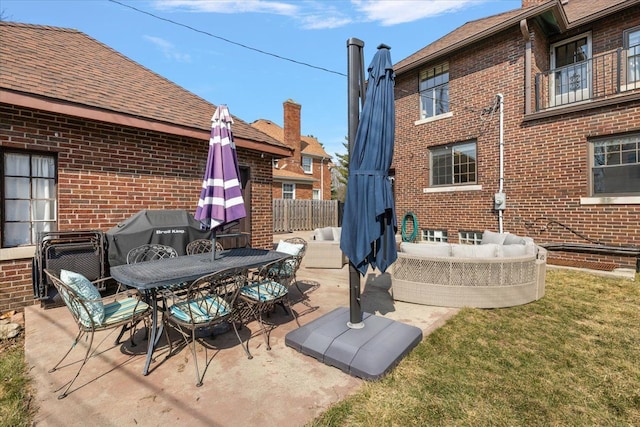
[283,99,302,168]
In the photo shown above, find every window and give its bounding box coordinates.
[2,151,57,247]
[625,27,640,85]
[272,159,279,169]
[590,134,640,196]
[550,33,591,106]
[459,230,482,245]
[419,63,449,119]
[422,229,448,243]
[302,156,312,174]
[312,189,321,200]
[282,183,295,199]
[430,141,476,186]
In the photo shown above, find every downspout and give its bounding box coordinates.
[320,156,325,200]
[520,19,532,115]
[498,93,505,233]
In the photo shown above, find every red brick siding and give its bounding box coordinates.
[0,105,274,311]
[394,13,640,269]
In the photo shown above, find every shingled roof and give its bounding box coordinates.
[394,0,637,74]
[0,22,289,155]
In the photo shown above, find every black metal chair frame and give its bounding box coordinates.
[162,267,251,386]
[186,239,224,255]
[237,256,300,351]
[43,269,151,399]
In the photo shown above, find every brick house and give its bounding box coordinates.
[251,99,332,200]
[393,0,640,271]
[0,22,291,312]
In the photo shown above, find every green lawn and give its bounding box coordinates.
[311,269,640,426]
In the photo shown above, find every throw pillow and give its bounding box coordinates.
[276,240,304,256]
[481,230,507,245]
[331,227,342,242]
[504,233,526,245]
[59,269,105,328]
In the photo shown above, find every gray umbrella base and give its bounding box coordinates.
[285,306,422,380]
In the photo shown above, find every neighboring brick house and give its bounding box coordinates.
[0,22,291,311]
[393,0,640,271]
[252,100,332,200]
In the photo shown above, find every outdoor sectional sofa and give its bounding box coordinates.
[305,226,348,269]
[391,231,547,308]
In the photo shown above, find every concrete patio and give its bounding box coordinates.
[25,232,458,427]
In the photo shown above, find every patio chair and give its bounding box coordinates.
[237,256,299,351]
[276,237,310,305]
[186,238,224,255]
[43,269,151,399]
[126,243,181,310]
[162,267,251,386]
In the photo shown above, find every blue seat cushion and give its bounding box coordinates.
[170,295,230,323]
[240,280,288,302]
[103,298,150,326]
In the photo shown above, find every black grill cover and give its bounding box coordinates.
[106,210,211,267]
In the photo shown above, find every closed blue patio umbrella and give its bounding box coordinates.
[195,105,246,259]
[340,44,397,325]
[340,44,397,275]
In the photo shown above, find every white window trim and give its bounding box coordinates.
[423,184,482,193]
[302,156,313,174]
[0,246,36,261]
[312,189,321,200]
[550,32,592,106]
[415,111,453,126]
[282,182,296,199]
[581,196,640,205]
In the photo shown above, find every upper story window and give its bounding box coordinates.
[302,156,312,174]
[2,150,57,248]
[282,182,295,199]
[590,134,640,196]
[430,141,476,186]
[550,33,592,106]
[272,159,279,169]
[419,63,449,119]
[624,26,640,85]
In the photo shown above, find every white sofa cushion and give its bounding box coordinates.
[451,243,499,258]
[400,242,451,257]
[498,244,528,257]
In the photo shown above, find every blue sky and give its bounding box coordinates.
[2,0,521,158]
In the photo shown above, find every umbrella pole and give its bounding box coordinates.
[346,37,366,329]
[347,263,364,328]
[212,233,217,261]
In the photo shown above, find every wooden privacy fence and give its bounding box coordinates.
[273,199,339,232]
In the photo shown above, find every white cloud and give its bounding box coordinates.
[144,35,192,62]
[153,0,299,15]
[352,0,484,26]
[152,0,486,29]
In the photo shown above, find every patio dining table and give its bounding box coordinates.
[110,247,288,375]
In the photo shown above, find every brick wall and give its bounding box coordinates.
[394,13,640,270]
[0,104,274,312]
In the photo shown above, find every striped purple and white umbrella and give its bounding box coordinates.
[194,105,246,257]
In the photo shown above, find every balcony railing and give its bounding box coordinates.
[535,47,640,111]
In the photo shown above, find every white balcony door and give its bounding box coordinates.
[551,34,591,106]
